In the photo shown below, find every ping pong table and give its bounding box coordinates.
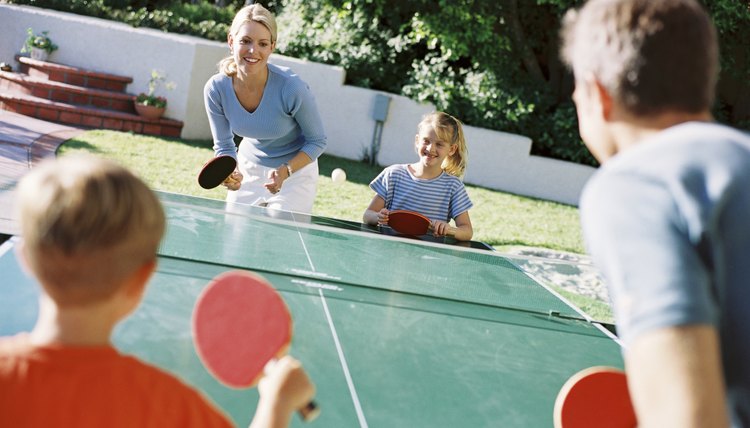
[0,191,624,427]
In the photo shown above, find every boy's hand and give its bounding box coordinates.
[258,356,316,417]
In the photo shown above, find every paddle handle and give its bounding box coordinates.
[299,400,321,421]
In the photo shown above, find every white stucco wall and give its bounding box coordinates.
[0,4,596,206]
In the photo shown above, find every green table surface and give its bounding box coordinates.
[0,192,623,427]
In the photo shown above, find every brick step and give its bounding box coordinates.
[0,70,137,114]
[0,92,182,138]
[16,56,133,93]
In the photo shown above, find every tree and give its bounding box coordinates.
[276,0,749,166]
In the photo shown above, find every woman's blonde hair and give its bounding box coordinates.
[218,3,278,76]
[418,111,468,178]
[17,155,165,306]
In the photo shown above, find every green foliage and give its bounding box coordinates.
[276,0,419,93]
[701,0,750,127]
[10,0,112,17]
[21,28,58,54]
[276,0,747,164]
[108,8,188,33]
[703,0,750,82]
[135,69,175,108]
[8,0,235,39]
[276,0,600,165]
[533,102,597,166]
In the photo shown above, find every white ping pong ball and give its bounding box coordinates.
[332,168,346,184]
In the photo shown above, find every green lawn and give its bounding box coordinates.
[58,130,613,323]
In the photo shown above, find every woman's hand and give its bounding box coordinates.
[223,169,243,191]
[264,166,288,194]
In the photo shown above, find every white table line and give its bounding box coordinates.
[290,212,368,427]
[319,288,369,428]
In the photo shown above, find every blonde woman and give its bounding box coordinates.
[204,3,327,214]
[363,111,473,241]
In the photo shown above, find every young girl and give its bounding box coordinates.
[363,111,473,241]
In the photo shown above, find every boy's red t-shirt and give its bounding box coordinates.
[0,333,234,428]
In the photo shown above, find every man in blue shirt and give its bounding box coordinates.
[561,0,750,426]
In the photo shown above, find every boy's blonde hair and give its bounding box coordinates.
[17,155,165,306]
[219,3,278,77]
[418,112,468,178]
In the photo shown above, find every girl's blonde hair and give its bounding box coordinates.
[218,3,278,77]
[418,111,468,178]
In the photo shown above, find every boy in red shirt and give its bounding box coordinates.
[0,155,315,428]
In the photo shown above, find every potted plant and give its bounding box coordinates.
[134,69,176,120]
[21,28,58,62]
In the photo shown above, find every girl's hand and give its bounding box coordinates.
[223,169,243,191]
[377,209,390,225]
[430,220,450,237]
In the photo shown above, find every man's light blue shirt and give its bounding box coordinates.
[580,122,750,425]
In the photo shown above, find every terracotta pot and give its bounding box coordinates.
[135,103,165,120]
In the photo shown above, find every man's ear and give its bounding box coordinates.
[593,79,614,121]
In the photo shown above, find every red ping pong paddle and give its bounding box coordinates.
[192,270,319,421]
[554,366,637,428]
[388,210,457,236]
[198,155,237,189]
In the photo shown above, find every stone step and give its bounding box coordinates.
[0,70,137,114]
[16,56,133,93]
[0,92,182,138]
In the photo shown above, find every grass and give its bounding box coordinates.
[58,130,613,322]
[557,288,614,323]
